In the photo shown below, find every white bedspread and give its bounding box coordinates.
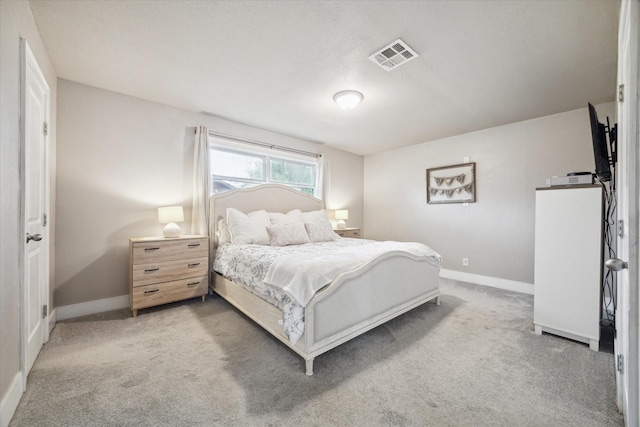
[263,241,440,307]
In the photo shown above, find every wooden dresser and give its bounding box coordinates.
[129,235,209,316]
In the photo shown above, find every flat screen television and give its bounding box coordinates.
[588,102,612,182]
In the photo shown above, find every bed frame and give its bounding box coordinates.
[209,184,440,375]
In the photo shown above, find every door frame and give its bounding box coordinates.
[19,38,51,388]
[615,1,639,425]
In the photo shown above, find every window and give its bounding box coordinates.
[210,143,320,197]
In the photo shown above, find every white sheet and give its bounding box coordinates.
[263,241,441,307]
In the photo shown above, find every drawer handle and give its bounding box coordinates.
[188,243,201,248]
[188,263,200,268]
[144,267,160,273]
[144,247,160,252]
[144,289,159,295]
[187,281,200,287]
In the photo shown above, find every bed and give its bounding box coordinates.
[209,184,441,375]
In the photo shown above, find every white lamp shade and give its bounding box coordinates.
[335,209,348,229]
[333,90,363,110]
[158,206,184,224]
[335,210,349,220]
[158,206,184,238]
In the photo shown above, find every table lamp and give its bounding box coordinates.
[335,209,349,229]
[158,206,184,238]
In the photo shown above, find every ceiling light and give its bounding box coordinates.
[333,90,363,110]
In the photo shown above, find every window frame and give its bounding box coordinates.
[209,139,320,197]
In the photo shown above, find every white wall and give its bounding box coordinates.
[0,1,57,425]
[364,102,616,286]
[55,79,364,307]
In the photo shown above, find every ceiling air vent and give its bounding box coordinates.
[369,38,418,71]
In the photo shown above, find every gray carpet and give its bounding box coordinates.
[10,279,623,426]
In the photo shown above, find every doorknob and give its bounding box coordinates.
[26,233,43,243]
[605,258,628,271]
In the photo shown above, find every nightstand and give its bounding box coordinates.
[334,228,361,238]
[129,235,209,317]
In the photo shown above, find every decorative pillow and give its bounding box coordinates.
[226,208,271,245]
[266,223,311,246]
[269,209,303,225]
[305,222,339,242]
[216,218,231,245]
[301,209,330,224]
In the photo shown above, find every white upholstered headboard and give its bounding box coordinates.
[209,184,325,248]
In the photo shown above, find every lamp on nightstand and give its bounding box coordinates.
[158,206,184,238]
[335,209,349,229]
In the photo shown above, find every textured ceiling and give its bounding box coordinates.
[29,0,620,156]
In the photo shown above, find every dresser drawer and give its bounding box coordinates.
[132,238,208,264]
[335,228,360,238]
[132,275,208,310]
[132,256,209,287]
[345,229,360,238]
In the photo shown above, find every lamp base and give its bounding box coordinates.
[163,222,181,238]
[336,220,346,229]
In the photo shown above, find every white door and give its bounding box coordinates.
[21,40,50,380]
[614,2,639,425]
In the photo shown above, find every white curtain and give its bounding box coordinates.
[191,126,210,235]
[317,153,329,201]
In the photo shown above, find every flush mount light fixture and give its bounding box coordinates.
[333,90,363,110]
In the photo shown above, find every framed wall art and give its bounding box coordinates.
[426,162,476,204]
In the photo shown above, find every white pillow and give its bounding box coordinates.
[269,209,303,225]
[266,223,311,246]
[305,222,339,242]
[216,218,231,245]
[226,208,271,245]
[301,209,330,224]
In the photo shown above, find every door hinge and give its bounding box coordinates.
[43,213,48,227]
[42,304,48,319]
[617,219,624,237]
[43,122,48,136]
[617,354,624,373]
[618,85,624,102]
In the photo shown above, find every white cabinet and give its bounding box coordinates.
[533,185,603,350]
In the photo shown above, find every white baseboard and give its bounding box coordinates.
[440,269,534,295]
[48,309,56,335]
[56,295,129,321]
[0,372,23,427]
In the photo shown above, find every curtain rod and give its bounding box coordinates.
[203,129,321,159]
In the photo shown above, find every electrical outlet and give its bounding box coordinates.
[462,258,469,267]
